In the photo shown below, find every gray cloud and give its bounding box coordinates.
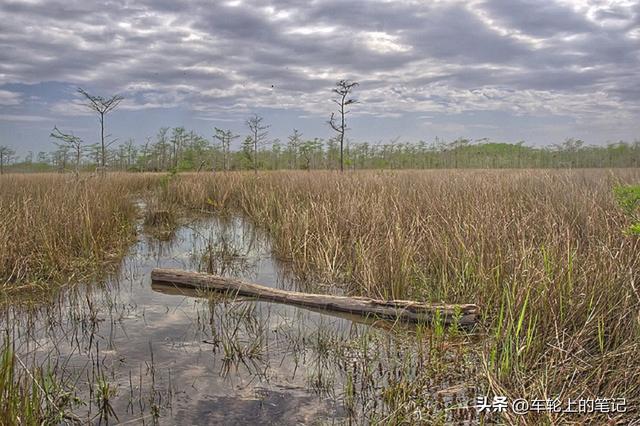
[0,89,21,105]
[0,0,638,145]
[479,0,596,37]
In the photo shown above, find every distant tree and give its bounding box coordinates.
[561,138,584,152]
[271,138,282,170]
[241,136,254,169]
[448,138,470,168]
[50,126,85,175]
[213,127,239,171]
[329,80,358,172]
[553,138,584,168]
[0,145,16,174]
[121,139,137,170]
[77,88,123,169]
[299,138,323,171]
[155,127,170,170]
[139,137,151,172]
[185,133,210,171]
[86,144,102,166]
[170,127,186,169]
[326,137,340,169]
[287,129,303,169]
[246,114,270,174]
[52,145,69,172]
[36,151,48,164]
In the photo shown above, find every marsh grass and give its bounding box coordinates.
[186,220,255,276]
[2,169,639,423]
[0,173,160,297]
[162,169,640,423]
[0,173,162,424]
[142,199,178,241]
[0,338,80,425]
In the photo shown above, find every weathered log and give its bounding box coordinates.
[152,282,411,331]
[151,268,480,326]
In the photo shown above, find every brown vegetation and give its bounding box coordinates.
[0,173,158,295]
[1,168,638,422]
[161,169,640,422]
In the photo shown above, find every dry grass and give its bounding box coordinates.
[0,173,159,297]
[1,169,639,422]
[162,169,640,423]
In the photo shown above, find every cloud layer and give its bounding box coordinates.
[0,0,639,149]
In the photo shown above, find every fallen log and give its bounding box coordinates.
[153,282,413,331]
[151,268,480,326]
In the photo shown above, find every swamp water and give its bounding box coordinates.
[1,214,479,425]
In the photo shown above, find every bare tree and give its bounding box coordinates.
[50,126,85,175]
[0,145,16,175]
[246,114,270,174]
[214,127,239,171]
[329,80,358,172]
[77,88,123,169]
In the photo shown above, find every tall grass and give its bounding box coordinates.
[2,169,638,422]
[0,173,159,296]
[162,169,640,422]
[0,173,162,424]
[0,339,79,425]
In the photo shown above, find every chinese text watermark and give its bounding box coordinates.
[475,396,626,415]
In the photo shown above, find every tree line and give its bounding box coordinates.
[3,133,639,173]
[1,81,639,173]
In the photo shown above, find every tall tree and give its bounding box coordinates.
[329,80,358,172]
[246,114,270,174]
[77,88,123,169]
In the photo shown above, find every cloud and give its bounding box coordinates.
[0,113,51,122]
[477,0,596,37]
[0,89,21,105]
[0,0,638,146]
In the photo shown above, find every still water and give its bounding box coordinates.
[0,209,477,425]
[2,213,477,425]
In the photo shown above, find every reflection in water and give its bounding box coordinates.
[1,214,479,425]
[151,282,415,333]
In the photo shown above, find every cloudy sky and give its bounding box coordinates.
[1,0,639,155]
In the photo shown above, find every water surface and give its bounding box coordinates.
[2,213,477,424]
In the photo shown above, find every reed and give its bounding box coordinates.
[163,168,640,422]
[0,173,160,297]
[2,169,638,422]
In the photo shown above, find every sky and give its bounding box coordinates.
[0,0,639,156]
